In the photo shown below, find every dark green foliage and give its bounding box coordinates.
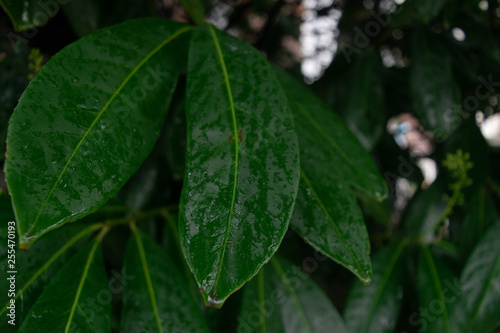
[1,0,499,332]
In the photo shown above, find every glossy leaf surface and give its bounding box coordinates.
[19,237,109,332]
[180,24,300,307]
[277,70,387,284]
[0,222,100,332]
[238,256,347,333]
[122,227,209,332]
[451,221,500,333]
[5,19,191,248]
[417,247,457,333]
[410,29,460,137]
[344,242,406,333]
[342,47,385,150]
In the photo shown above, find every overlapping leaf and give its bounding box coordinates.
[342,47,385,151]
[344,242,406,333]
[451,221,500,333]
[277,70,387,284]
[458,189,497,259]
[0,222,100,333]
[5,19,191,248]
[410,28,461,137]
[180,24,300,307]
[19,236,109,332]
[122,227,209,332]
[238,256,347,333]
[417,247,458,333]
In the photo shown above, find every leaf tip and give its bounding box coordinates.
[201,291,225,309]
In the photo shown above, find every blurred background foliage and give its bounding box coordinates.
[1,0,500,332]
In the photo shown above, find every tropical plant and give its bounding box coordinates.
[0,0,499,332]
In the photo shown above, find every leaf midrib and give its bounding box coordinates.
[132,225,163,333]
[208,24,240,298]
[359,241,406,333]
[270,257,313,333]
[296,104,358,174]
[299,168,368,283]
[65,233,103,333]
[470,245,500,327]
[24,26,192,241]
[422,247,451,333]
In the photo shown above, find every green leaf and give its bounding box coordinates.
[0,0,62,30]
[277,69,388,284]
[417,247,457,333]
[238,256,348,333]
[62,0,157,38]
[62,0,102,37]
[180,24,300,307]
[5,19,192,249]
[276,70,386,200]
[414,0,449,23]
[342,47,385,151]
[19,232,110,332]
[410,28,461,138]
[0,222,100,332]
[122,226,210,332]
[402,179,447,241]
[451,221,500,333]
[458,189,497,260]
[344,242,406,333]
[178,0,206,25]
[113,152,163,211]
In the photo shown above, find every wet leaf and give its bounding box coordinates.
[18,234,109,332]
[5,19,191,248]
[451,221,500,333]
[417,247,457,333]
[342,47,385,151]
[344,242,406,333]
[238,256,347,333]
[0,222,100,333]
[180,24,300,307]
[410,29,461,138]
[122,226,209,332]
[277,69,388,284]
